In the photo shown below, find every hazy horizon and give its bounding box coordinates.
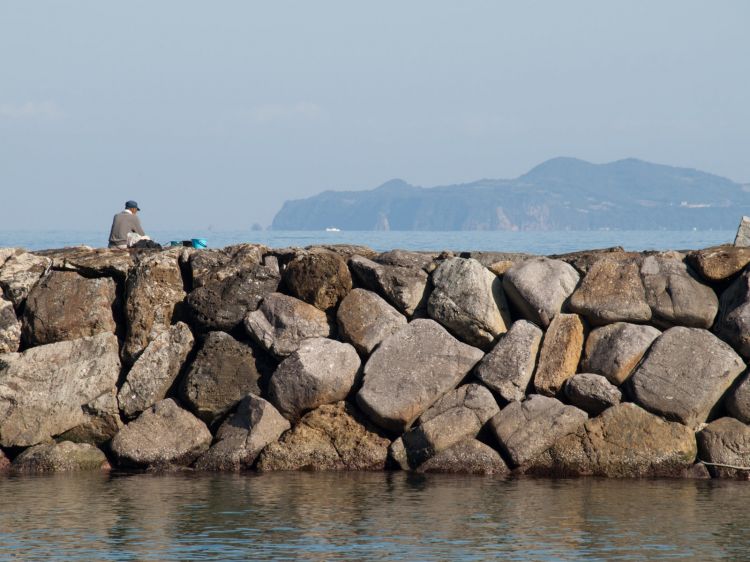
[2,1,749,230]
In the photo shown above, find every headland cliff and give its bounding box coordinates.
[1,243,749,478]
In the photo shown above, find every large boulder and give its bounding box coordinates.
[356,319,484,432]
[563,373,622,416]
[117,322,194,418]
[22,271,118,346]
[0,292,20,353]
[123,250,186,363]
[180,331,265,425]
[489,395,587,468]
[568,256,651,325]
[697,417,750,478]
[0,333,121,447]
[533,313,585,396]
[186,259,280,332]
[530,403,697,477]
[630,327,745,427]
[725,374,750,424]
[0,252,51,307]
[400,384,499,467]
[336,288,407,355]
[475,320,542,402]
[715,269,750,359]
[640,254,718,329]
[416,439,509,475]
[502,257,580,328]
[582,322,661,385]
[193,394,290,471]
[57,388,123,445]
[12,441,108,473]
[187,243,266,288]
[269,338,361,422]
[687,245,750,283]
[349,255,429,317]
[244,292,331,358]
[427,257,511,349]
[110,399,212,468]
[36,246,134,281]
[257,401,390,471]
[282,251,352,311]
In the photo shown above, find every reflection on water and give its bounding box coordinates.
[1,472,748,561]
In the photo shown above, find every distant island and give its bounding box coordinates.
[270,158,750,231]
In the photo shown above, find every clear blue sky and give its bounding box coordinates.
[1,1,748,230]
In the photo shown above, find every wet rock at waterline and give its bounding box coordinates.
[697,417,750,479]
[416,439,509,475]
[110,399,212,468]
[11,441,108,473]
[194,395,290,471]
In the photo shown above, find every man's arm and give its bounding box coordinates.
[132,215,145,236]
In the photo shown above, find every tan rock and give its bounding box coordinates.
[687,245,750,283]
[0,252,51,307]
[534,313,585,396]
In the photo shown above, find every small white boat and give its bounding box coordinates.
[325,227,341,232]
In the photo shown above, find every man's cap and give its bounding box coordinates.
[125,200,141,211]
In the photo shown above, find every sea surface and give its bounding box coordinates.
[1,471,749,561]
[0,229,737,255]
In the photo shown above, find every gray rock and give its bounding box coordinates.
[0,449,9,472]
[630,327,746,427]
[257,401,391,471]
[640,255,718,329]
[336,288,407,355]
[530,403,697,477]
[502,257,580,328]
[582,322,661,385]
[0,252,51,307]
[111,399,212,468]
[349,255,429,317]
[533,313,585,397]
[269,338,361,422]
[36,246,134,281]
[416,439,509,475]
[117,322,194,418]
[563,373,622,416]
[244,292,331,358]
[186,260,280,331]
[188,244,266,288]
[401,384,499,466]
[726,374,750,424]
[22,271,117,346]
[0,333,121,447]
[489,394,587,467]
[376,249,438,270]
[735,215,750,247]
[0,292,20,354]
[57,388,123,445]
[193,394,290,471]
[180,331,265,425]
[356,319,484,432]
[715,269,750,360]
[475,320,543,402]
[568,256,651,325]
[428,257,511,348]
[123,250,186,363]
[282,251,352,311]
[12,441,108,473]
[697,417,750,478]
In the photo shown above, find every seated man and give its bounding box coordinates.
[108,200,148,249]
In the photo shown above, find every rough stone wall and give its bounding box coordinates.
[1,243,749,478]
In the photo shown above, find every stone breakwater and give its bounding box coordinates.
[1,243,750,478]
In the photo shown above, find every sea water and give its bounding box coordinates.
[0,229,737,254]
[1,472,749,561]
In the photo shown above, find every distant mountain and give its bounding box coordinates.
[270,158,749,231]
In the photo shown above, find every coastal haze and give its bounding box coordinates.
[1,2,749,232]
